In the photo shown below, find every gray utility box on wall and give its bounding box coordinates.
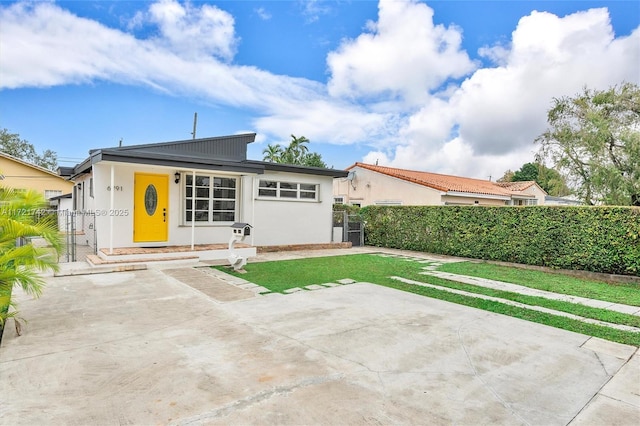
[231,222,252,237]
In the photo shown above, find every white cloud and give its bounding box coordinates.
[370,7,640,178]
[0,1,391,145]
[0,1,638,179]
[299,0,332,24]
[327,0,476,105]
[147,0,238,60]
[254,7,271,21]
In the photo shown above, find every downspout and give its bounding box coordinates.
[109,164,114,254]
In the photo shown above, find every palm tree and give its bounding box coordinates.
[283,135,310,164]
[262,144,283,162]
[0,188,62,342]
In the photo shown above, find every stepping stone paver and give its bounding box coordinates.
[238,283,260,290]
[162,268,255,302]
[322,283,341,287]
[337,278,356,284]
[284,287,303,294]
[305,285,326,291]
[391,275,640,333]
[423,270,640,317]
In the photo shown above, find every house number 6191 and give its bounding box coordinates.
[107,186,123,191]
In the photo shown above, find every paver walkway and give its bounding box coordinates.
[373,253,640,333]
[206,251,640,334]
[423,270,640,316]
[163,268,256,302]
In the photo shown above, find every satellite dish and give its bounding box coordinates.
[346,171,356,181]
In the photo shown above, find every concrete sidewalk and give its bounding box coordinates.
[1,247,639,425]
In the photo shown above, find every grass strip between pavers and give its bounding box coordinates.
[381,278,640,347]
[437,261,640,306]
[411,273,640,329]
[214,253,640,347]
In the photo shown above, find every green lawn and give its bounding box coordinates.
[214,253,640,346]
[437,261,640,306]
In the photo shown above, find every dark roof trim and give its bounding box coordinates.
[49,192,73,201]
[245,160,349,178]
[97,150,266,174]
[92,133,256,153]
[71,133,347,178]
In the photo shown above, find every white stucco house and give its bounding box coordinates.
[334,163,547,207]
[68,133,347,262]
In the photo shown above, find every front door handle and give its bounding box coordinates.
[163,208,166,222]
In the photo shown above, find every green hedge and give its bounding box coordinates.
[361,206,640,276]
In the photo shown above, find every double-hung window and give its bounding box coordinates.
[258,180,318,201]
[185,174,237,223]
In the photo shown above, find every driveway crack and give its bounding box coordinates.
[172,374,343,425]
[457,321,531,426]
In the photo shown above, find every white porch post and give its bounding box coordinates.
[251,176,255,246]
[109,164,114,254]
[190,170,195,250]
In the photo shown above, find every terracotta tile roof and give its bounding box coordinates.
[348,162,523,197]
[494,181,535,191]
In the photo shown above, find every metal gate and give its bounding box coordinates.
[332,211,364,247]
[59,210,97,262]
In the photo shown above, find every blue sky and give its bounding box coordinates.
[1,0,638,179]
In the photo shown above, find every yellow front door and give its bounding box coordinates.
[133,173,168,242]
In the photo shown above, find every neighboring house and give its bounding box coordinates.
[49,193,73,231]
[0,151,74,200]
[67,133,347,260]
[333,162,546,207]
[494,181,547,205]
[544,195,583,206]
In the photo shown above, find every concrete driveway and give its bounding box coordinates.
[1,264,637,425]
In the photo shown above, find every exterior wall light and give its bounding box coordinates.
[174,172,180,184]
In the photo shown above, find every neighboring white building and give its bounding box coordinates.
[334,163,546,207]
[69,134,347,261]
[544,195,583,206]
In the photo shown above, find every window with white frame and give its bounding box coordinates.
[44,190,63,199]
[512,198,538,206]
[184,174,237,223]
[258,180,318,200]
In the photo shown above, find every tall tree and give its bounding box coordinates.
[282,135,310,164]
[512,163,539,182]
[511,162,572,196]
[262,144,283,162]
[0,128,58,170]
[496,170,514,183]
[301,152,327,168]
[498,163,571,196]
[536,164,572,197]
[261,135,327,167]
[536,83,640,205]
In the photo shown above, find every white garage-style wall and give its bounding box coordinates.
[247,171,335,246]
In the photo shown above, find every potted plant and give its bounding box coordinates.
[0,188,62,344]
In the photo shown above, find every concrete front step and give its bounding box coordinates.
[95,244,257,263]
